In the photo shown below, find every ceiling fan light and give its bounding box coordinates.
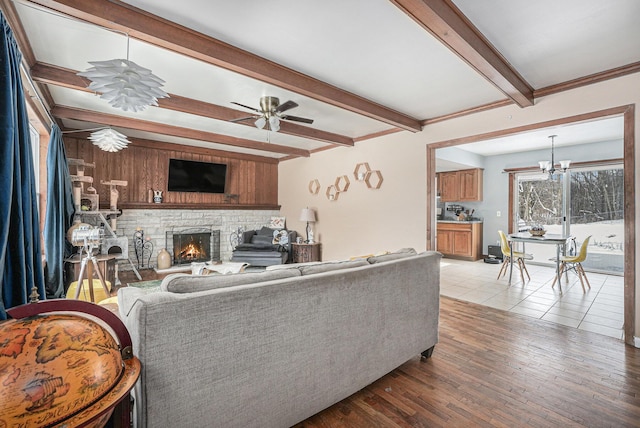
[78,58,168,112]
[88,128,130,152]
[538,161,548,171]
[269,116,280,132]
[560,160,571,170]
[255,117,266,129]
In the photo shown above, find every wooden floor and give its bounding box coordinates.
[294,297,640,428]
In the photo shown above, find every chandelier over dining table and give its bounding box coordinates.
[538,135,571,178]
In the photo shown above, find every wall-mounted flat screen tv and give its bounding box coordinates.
[167,159,227,194]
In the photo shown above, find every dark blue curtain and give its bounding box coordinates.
[0,11,45,319]
[44,124,76,298]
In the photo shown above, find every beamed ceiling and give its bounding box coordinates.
[4,0,640,161]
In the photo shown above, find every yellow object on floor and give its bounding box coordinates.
[66,279,112,303]
[98,296,118,305]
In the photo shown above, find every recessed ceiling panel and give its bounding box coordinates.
[120,0,506,118]
[453,0,640,88]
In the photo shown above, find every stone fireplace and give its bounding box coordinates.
[113,208,281,270]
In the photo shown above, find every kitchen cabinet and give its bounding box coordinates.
[439,171,459,201]
[437,168,483,202]
[436,221,483,261]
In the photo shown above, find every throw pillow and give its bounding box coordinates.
[269,216,286,229]
[257,226,276,236]
[272,229,289,245]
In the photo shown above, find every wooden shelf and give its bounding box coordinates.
[119,202,281,210]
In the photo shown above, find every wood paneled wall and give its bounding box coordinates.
[64,137,279,209]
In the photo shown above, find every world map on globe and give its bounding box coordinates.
[0,313,124,427]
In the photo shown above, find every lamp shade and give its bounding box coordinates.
[299,208,316,223]
[269,116,280,132]
[559,160,572,169]
[88,128,130,152]
[255,117,266,129]
[78,58,168,112]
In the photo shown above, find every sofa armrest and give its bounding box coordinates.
[285,230,298,262]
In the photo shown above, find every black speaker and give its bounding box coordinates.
[487,245,503,260]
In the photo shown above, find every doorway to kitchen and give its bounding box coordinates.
[426,105,635,345]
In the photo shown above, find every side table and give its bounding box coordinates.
[292,242,321,263]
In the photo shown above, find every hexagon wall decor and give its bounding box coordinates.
[308,179,321,195]
[326,185,339,201]
[335,175,350,192]
[365,170,383,189]
[353,162,371,181]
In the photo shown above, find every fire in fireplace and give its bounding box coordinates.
[166,227,221,266]
[173,232,211,264]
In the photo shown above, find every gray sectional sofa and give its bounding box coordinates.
[118,249,441,428]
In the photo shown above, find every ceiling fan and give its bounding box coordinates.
[230,96,314,132]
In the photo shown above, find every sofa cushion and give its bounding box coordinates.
[298,259,369,276]
[250,235,274,245]
[367,248,417,264]
[235,242,277,251]
[160,268,301,293]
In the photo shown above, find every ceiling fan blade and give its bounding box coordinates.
[230,116,256,123]
[281,114,314,124]
[275,100,298,114]
[231,101,261,113]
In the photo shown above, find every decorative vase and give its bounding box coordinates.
[157,248,171,270]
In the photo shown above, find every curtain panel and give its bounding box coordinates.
[0,11,46,319]
[44,124,76,298]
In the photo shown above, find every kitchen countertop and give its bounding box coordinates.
[437,219,483,224]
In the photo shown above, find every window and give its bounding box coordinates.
[515,163,624,274]
[29,123,40,195]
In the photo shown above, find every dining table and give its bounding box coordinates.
[507,232,571,292]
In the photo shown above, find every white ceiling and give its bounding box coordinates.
[9,0,640,160]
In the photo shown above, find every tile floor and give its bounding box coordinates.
[440,257,625,339]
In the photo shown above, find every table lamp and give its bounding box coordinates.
[299,208,316,243]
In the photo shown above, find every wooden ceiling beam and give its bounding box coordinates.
[30,62,354,147]
[27,0,422,132]
[52,106,310,157]
[390,0,534,107]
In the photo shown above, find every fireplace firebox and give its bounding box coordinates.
[166,228,221,265]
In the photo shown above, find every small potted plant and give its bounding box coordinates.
[529,225,546,236]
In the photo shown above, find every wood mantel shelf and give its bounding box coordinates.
[120,202,281,210]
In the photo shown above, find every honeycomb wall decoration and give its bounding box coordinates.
[308,179,321,195]
[365,170,383,189]
[335,175,350,192]
[353,162,371,181]
[326,185,339,201]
